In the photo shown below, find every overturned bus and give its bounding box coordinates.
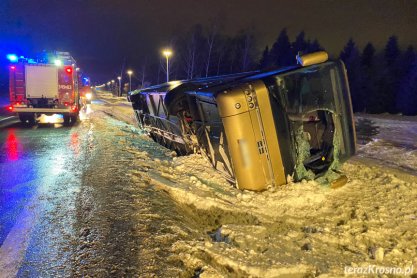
[128,52,356,191]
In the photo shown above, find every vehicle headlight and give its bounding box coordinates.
[86,93,92,100]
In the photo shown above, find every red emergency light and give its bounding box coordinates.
[8,105,13,111]
[65,67,73,74]
[10,66,16,70]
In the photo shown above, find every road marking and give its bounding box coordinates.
[0,116,19,128]
[0,116,16,122]
[0,197,37,278]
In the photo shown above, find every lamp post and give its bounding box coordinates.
[111,80,115,94]
[117,76,121,96]
[127,70,133,92]
[162,49,172,82]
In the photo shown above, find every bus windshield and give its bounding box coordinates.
[270,61,356,180]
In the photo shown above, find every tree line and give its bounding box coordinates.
[157,27,322,82]
[142,26,417,116]
[340,36,417,115]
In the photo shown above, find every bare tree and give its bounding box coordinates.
[241,33,252,71]
[186,32,197,79]
[239,28,256,72]
[140,60,147,88]
[181,25,204,79]
[204,21,221,77]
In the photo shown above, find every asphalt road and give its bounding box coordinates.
[0,105,192,277]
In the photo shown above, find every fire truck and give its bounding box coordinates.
[79,74,93,105]
[8,51,81,125]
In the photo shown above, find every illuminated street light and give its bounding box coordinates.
[127,70,133,92]
[117,76,122,96]
[6,54,18,62]
[162,49,173,82]
[54,59,62,66]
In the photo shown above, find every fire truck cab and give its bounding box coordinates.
[8,51,81,125]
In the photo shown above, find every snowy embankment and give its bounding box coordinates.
[93,92,136,126]
[95,94,417,277]
[356,113,417,174]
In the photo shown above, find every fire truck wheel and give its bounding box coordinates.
[19,113,36,125]
[19,114,26,123]
[63,115,71,125]
[70,115,79,123]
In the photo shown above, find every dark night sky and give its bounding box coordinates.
[1,0,417,84]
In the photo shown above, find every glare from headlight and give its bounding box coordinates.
[86,93,92,100]
[38,114,63,124]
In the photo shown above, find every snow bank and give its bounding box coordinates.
[124,145,417,277]
[92,92,136,126]
[356,114,417,173]
[96,95,417,276]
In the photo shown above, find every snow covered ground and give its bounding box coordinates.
[95,91,417,277]
[93,92,136,126]
[356,113,417,175]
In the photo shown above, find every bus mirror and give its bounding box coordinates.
[296,51,329,67]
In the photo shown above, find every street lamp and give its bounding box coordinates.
[127,70,133,92]
[111,80,115,94]
[162,49,172,82]
[117,76,121,96]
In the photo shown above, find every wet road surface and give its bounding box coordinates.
[0,106,195,277]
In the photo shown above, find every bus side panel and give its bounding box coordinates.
[221,112,269,190]
[217,88,272,191]
[252,81,287,187]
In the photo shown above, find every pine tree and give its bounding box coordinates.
[382,36,401,113]
[259,46,271,70]
[307,39,322,53]
[400,46,416,77]
[397,46,417,115]
[270,28,293,67]
[397,66,417,115]
[292,31,307,56]
[361,43,376,68]
[385,36,401,66]
[360,43,377,113]
[340,39,362,112]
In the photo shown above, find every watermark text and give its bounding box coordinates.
[345,265,414,276]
